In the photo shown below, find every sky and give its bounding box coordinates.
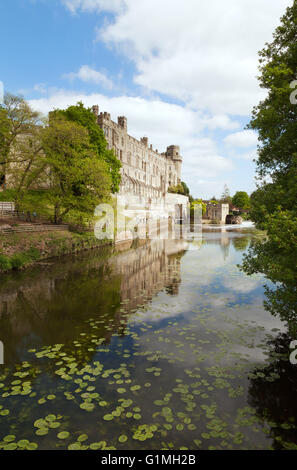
[0,0,293,199]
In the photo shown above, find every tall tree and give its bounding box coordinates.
[41,116,112,224]
[220,184,232,204]
[51,102,121,193]
[242,2,297,333]
[0,94,43,185]
[232,191,250,210]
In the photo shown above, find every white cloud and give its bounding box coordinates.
[205,115,240,131]
[91,0,292,115]
[234,150,257,161]
[33,83,47,94]
[224,130,258,148]
[62,0,124,14]
[63,65,113,89]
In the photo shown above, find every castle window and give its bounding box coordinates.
[120,150,123,160]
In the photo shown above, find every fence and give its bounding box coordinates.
[0,224,69,234]
[0,202,15,215]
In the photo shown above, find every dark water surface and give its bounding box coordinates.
[0,226,296,450]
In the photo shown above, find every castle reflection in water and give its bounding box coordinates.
[0,239,188,362]
[0,230,249,363]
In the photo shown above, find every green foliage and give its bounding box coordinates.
[0,93,43,175]
[247,3,297,179]
[190,199,206,216]
[242,2,297,332]
[41,116,112,224]
[0,254,12,271]
[0,96,115,225]
[232,191,250,211]
[0,247,40,272]
[168,181,190,197]
[180,181,190,196]
[51,102,121,193]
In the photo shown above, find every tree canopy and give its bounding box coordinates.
[51,102,121,193]
[0,95,113,225]
[41,116,112,224]
[232,191,250,210]
[0,94,43,185]
[242,2,297,334]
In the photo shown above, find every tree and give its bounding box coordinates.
[247,3,297,181]
[180,181,190,196]
[242,2,297,333]
[191,198,206,215]
[41,116,112,224]
[220,184,232,204]
[51,102,121,193]
[168,181,192,199]
[232,191,250,210]
[0,94,43,185]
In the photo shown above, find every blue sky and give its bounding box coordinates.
[0,0,292,198]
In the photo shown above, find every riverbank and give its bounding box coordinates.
[0,229,111,273]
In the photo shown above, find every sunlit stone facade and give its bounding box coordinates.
[91,105,182,200]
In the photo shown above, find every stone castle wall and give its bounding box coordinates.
[92,105,182,200]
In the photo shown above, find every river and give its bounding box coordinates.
[0,225,295,450]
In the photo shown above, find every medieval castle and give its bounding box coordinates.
[91,105,182,200]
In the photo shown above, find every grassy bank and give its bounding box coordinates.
[0,230,111,273]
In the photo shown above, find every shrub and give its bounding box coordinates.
[0,248,40,272]
[0,254,12,271]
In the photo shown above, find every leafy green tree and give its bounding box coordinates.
[180,181,190,196]
[232,191,250,210]
[41,116,112,224]
[51,102,121,193]
[242,2,297,332]
[191,198,206,215]
[0,94,42,186]
[168,181,192,199]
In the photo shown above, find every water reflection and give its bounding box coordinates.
[0,227,296,450]
[248,332,297,450]
[0,240,187,363]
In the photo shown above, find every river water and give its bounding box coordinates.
[0,225,296,450]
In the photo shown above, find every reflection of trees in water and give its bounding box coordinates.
[242,234,297,335]
[242,230,297,448]
[247,333,297,450]
[263,285,297,337]
[232,236,250,252]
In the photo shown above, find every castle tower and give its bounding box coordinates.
[166,145,182,183]
[141,137,148,147]
[118,116,127,132]
[92,105,99,116]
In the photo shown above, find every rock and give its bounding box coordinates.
[226,215,243,225]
